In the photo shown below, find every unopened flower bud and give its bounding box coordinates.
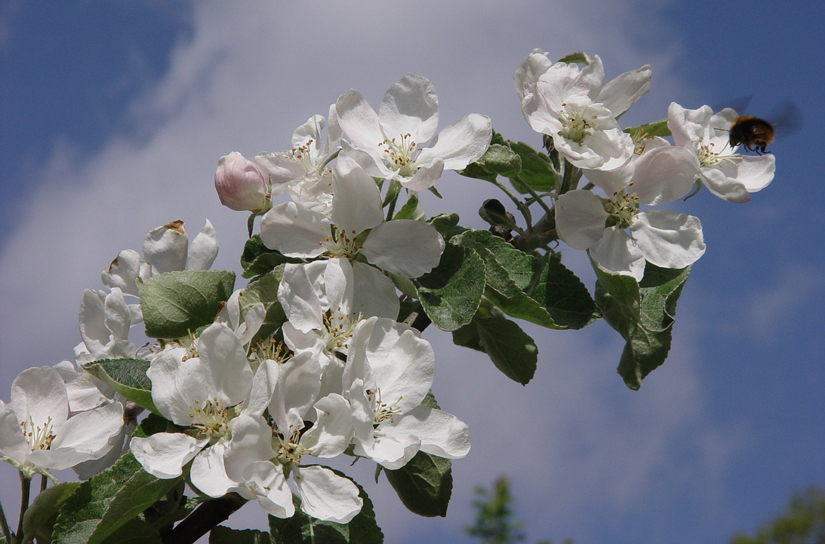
[214,152,271,213]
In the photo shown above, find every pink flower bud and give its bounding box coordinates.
[214,152,271,213]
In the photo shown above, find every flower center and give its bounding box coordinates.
[290,139,318,173]
[321,308,360,355]
[695,138,742,168]
[320,225,363,260]
[603,184,640,229]
[273,421,314,465]
[365,387,403,426]
[189,397,232,441]
[557,103,595,143]
[21,416,56,451]
[378,133,420,176]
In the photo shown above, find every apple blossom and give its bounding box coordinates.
[335,73,492,191]
[668,102,775,202]
[518,53,638,171]
[214,151,272,214]
[260,159,445,278]
[0,367,124,478]
[343,316,470,469]
[555,141,706,280]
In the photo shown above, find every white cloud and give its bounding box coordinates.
[0,1,742,542]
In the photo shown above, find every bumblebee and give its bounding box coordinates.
[728,116,774,154]
[727,102,801,155]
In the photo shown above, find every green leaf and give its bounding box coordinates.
[593,262,690,390]
[268,472,383,544]
[138,270,235,339]
[453,230,566,330]
[385,451,453,517]
[530,255,597,329]
[415,242,485,331]
[452,301,537,384]
[624,118,671,138]
[241,235,303,279]
[210,527,272,544]
[506,141,555,193]
[84,359,156,415]
[98,519,161,544]
[52,451,181,544]
[459,143,521,183]
[478,199,518,231]
[239,266,287,340]
[427,213,464,240]
[393,192,425,221]
[558,51,591,64]
[23,482,82,544]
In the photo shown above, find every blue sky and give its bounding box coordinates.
[1,2,824,543]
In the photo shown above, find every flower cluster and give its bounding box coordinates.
[0,52,777,543]
[515,50,774,279]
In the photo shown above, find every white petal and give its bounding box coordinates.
[197,323,253,407]
[260,201,330,258]
[272,353,323,429]
[191,441,237,498]
[293,465,363,523]
[224,414,277,482]
[148,347,199,425]
[632,146,701,205]
[239,461,293,518]
[399,160,444,192]
[555,190,609,250]
[253,152,306,191]
[304,394,353,458]
[330,162,384,234]
[379,74,439,144]
[278,263,325,333]
[101,249,142,296]
[361,220,445,278]
[11,367,69,432]
[186,220,219,271]
[513,49,552,100]
[737,154,775,193]
[598,64,651,117]
[355,433,419,470]
[416,114,492,171]
[387,405,470,459]
[701,167,751,203]
[103,288,132,341]
[130,433,205,479]
[0,402,30,464]
[335,89,384,151]
[242,360,280,418]
[352,262,400,320]
[143,221,188,274]
[79,289,110,358]
[632,210,706,269]
[589,228,646,281]
[48,401,124,458]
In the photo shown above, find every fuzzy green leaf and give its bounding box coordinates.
[239,266,287,340]
[385,451,453,518]
[240,235,303,279]
[530,255,597,329]
[84,359,156,415]
[138,270,235,339]
[210,527,272,544]
[23,482,82,544]
[594,262,690,390]
[416,242,485,331]
[452,301,537,384]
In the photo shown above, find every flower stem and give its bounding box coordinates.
[0,500,13,544]
[16,473,31,541]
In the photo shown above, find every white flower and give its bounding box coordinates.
[278,259,399,397]
[260,159,445,278]
[335,74,492,191]
[223,356,362,523]
[343,317,470,469]
[0,367,124,477]
[555,141,706,280]
[668,102,775,203]
[254,106,342,214]
[518,53,641,171]
[129,323,277,498]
